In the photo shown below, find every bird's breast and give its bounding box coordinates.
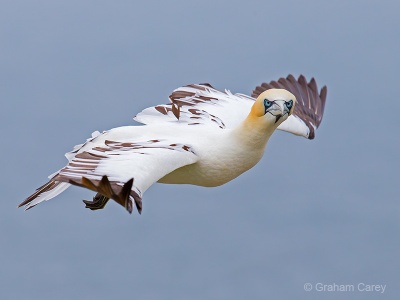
[158,132,266,187]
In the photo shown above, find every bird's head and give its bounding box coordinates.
[250,89,296,127]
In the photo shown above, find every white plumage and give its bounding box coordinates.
[19,75,327,214]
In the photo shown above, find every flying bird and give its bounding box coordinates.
[19,75,327,214]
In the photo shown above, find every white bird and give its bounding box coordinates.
[19,74,327,214]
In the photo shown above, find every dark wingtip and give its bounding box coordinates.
[18,178,59,209]
[134,197,142,214]
[253,74,328,140]
[25,204,38,211]
[320,85,328,103]
[198,83,215,88]
[120,178,134,214]
[127,200,133,214]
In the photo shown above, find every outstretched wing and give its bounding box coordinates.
[19,136,199,214]
[134,83,254,129]
[135,74,327,139]
[252,74,327,139]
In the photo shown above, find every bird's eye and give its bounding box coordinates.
[264,99,273,108]
[285,100,293,109]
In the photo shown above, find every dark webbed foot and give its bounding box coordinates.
[83,193,110,210]
[78,176,138,214]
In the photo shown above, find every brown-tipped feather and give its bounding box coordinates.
[252,74,327,139]
[82,178,135,213]
[65,175,140,214]
[18,178,59,208]
[121,179,135,214]
[169,84,218,108]
[81,177,97,191]
[97,176,114,199]
[50,141,189,214]
[198,83,215,88]
[172,103,180,120]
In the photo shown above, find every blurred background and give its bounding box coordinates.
[1,0,399,299]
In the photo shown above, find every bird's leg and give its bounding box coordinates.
[83,193,110,210]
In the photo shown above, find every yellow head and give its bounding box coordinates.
[249,89,296,126]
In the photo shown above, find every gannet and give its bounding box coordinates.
[19,75,327,214]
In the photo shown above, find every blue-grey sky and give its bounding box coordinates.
[1,1,399,299]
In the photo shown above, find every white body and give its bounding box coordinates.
[20,77,326,212]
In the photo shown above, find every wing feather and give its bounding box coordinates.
[19,74,327,214]
[252,74,327,139]
[20,137,199,213]
[134,84,254,129]
[135,74,327,139]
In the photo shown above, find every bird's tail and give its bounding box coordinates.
[18,176,70,210]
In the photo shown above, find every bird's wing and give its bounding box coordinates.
[135,75,327,139]
[19,136,199,214]
[134,83,255,129]
[252,74,327,139]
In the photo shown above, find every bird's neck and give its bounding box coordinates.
[233,115,276,150]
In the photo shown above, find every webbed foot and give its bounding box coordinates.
[83,193,110,210]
